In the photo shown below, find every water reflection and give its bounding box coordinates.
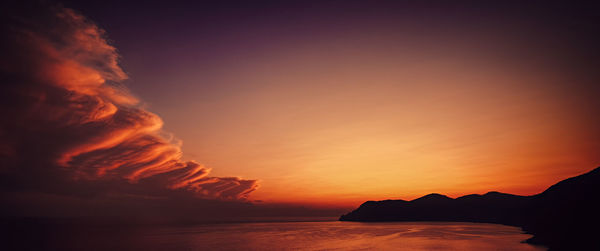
[58,221,545,250]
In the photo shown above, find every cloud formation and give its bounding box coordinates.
[0,3,257,204]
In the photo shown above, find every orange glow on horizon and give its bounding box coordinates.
[160,36,599,207]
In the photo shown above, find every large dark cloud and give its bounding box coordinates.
[0,2,259,218]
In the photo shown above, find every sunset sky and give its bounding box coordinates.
[1,0,599,218]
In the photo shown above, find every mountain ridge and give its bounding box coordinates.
[339,167,600,250]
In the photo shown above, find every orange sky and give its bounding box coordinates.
[1,2,599,222]
[148,37,599,207]
[42,1,600,209]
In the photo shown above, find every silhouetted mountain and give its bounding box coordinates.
[340,167,600,250]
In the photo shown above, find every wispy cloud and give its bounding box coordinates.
[0,4,257,204]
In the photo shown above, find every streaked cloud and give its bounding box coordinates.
[0,4,257,204]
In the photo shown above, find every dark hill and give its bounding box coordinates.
[339,167,600,250]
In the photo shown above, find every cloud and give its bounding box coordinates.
[0,1,257,210]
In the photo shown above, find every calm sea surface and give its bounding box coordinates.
[39,221,547,250]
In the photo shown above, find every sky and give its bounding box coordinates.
[1,0,599,219]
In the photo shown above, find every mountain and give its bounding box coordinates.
[339,167,600,250]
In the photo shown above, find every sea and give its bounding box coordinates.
[24,220,547,250]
